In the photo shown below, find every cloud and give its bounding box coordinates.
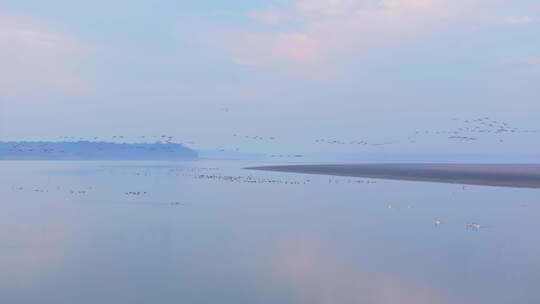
[247,10,293,25]
[199,30,322,69]
[199,0,458,71]
[190,0,539,76]
[523,57,540,69]
[502,16,535,25]
[506,56,540,71]
[0,9,88,99]
[529,58,540,66]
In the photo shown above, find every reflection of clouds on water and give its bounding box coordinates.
[1,161,539,303]
[0,195,81,292]
[268,236,452,304]
[373,278,449,304]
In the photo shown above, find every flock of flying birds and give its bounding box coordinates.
[2,134,198,158]
[414,117,540,143]
[4,115,537,159]
[312,117,540,147]
[54,135,197,147]
[211,115,539,156]
[57,135,185,144]
[233,134,276,141]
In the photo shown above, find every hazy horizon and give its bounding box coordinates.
[1,0,539,157]
[2,2,540,303]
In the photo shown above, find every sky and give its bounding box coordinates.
[0,0,539,156]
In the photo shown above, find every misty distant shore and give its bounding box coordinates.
[0,141,198,161]
[247,164,540,189]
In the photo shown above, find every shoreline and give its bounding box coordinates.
[246,163,540,189]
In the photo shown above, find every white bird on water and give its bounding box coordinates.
[466,222,485,231]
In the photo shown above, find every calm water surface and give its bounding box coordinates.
[1,161,539,304]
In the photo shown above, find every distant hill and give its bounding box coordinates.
[0,141,198,160]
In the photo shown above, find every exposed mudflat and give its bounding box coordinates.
[247,164,540,189]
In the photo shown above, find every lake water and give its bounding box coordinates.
[1,160,539,304]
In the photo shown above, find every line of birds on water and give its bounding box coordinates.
[106,166,381,186]
[132,167,313,185]
[9,181,501,224]
[11,183,495,231]
[7,165,386,211]
[269,154,304,158]
[12,186,184,207]
[10,162,532,232]
[314,139,395,146]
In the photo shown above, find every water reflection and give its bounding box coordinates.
[0,161,539,304]
[268,236,452,304]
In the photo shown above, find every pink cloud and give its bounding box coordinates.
[187,0,538,76]
[273,33,319,64]
[0,9,88,99]
[530,58,540,66]
[200,30,322,69]
[502,16,535,25]
[524,57,540,69]
[247,10,292,25]
[201,0,457,70]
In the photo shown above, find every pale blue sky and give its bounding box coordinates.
[0,0,539,155]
